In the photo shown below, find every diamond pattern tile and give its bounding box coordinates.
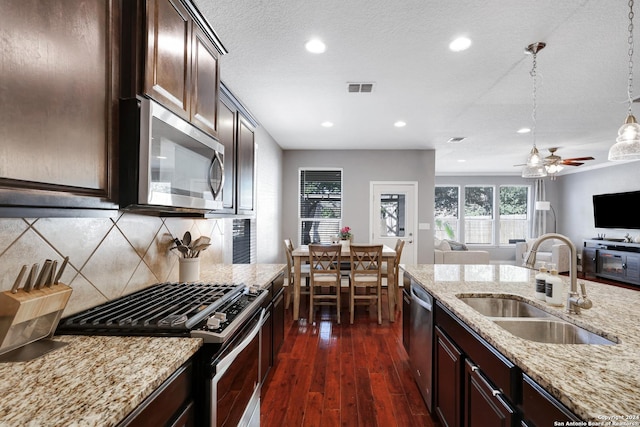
[32,217,115,269]
[0,215,226,309]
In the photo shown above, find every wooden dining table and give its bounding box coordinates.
[291,244,398,322]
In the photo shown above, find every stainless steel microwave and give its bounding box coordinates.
[119,96,224,214]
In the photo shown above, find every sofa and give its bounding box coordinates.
[515,238,570,273]
[434,238,490,264]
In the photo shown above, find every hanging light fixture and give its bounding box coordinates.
[610,0,640,160]
[522,42,548,178]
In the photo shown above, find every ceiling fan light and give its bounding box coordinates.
[609,114,640,160]
[546,164,563,174]
[521,164,547,178]
[525,146,544,166]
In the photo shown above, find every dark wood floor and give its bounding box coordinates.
[260,294,439,427]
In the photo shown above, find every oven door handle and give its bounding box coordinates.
[214,308,265,379]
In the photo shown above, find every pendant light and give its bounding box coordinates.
[522,42,548,178]
[609,0,640,160]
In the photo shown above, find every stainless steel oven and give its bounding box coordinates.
[206,307,264,427]
[120,96,224,214]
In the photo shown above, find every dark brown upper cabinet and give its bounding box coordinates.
[0,0,120,216]
[218,99,237,212]
[139,0,224,138]
[218,84,257,216]
[237,116,256,214]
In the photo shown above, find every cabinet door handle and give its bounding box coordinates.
[470,363,502,397]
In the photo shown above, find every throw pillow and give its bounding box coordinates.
[445,240,468,251]
[434,238,451,251]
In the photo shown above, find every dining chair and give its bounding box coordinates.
[381,239,405,313]
[308,244,343,324]
[348,244,384,324]
[283,238,310,309]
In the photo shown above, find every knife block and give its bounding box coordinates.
[0,284,72,356]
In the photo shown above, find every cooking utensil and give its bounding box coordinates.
[11,265,28,294]
[35,260,52,290]
[47,260,58,287]
[54,256,69,285]
[183,231,192,246]
[23,264,39,292]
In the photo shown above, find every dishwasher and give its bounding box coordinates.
[409,279,434,412]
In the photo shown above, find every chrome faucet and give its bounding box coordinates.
[524,233,593,314]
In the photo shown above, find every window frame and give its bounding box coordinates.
[498,184,531,246]
[464,184,496,246]
[434,185,461,241]
[298,167,343,246]
[435,183,533,248]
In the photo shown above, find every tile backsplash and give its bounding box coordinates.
[0,213,227,316]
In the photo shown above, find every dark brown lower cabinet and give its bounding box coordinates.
[434,301,581,427]
[272,287,285,355]
[520,374,580,426]
[117,361,194,427]
[434,326,462,427]
[464,360,515,427]
[261,273,285,389]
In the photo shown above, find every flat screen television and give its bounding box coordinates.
[592,190,640,229]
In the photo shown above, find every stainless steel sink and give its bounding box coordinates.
[458,296,552,318]
[457,294,618,345]
[492,319,617,345]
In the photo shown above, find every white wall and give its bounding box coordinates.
[282,149,436,263]
[254,126,283,263]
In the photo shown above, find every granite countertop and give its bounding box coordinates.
[199,263,285,289]
[0,264,285,427]
[402,264,640,421]
[0,335,201,427]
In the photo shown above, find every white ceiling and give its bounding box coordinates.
[195,0,640,176]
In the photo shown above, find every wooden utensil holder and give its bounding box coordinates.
[0,284,72,356]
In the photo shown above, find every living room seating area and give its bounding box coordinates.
[433,238,490,264]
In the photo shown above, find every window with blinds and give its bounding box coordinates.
[299,169,343,245]
[233,218,254,264]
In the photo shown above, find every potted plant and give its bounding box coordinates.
[171,231,211,282]
[340,226,353,241]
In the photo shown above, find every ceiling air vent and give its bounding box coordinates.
[447,137,466,143]
[347,82,375,93]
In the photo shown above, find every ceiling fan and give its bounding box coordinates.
[544,147,594,168]
[516,147,595,179]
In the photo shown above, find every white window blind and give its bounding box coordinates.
[299,169,342,245]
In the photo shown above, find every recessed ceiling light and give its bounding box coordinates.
[457,159,466,163]
[305,38,326,54]
[449,36,472,52]
[394,121,407,128]
[321,121,333,128]
[517,127,531,134]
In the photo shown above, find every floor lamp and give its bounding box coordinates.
[535,201,556,233]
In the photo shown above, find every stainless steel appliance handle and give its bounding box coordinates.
[214,308,265,379]
[410,283,433,311]
[208,151,224,200]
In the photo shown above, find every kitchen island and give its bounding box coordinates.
[402,264,640,422]
[0,335,201,427]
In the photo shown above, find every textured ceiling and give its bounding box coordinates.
[195,0,640,176]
